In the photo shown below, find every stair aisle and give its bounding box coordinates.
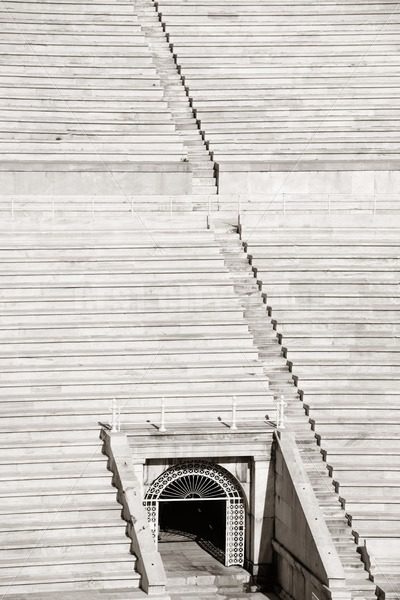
[159,535,274,599]
[132,0,217,195]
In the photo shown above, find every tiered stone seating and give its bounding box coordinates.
[0,0,192,194]
[239,214,400,596]
[156,0,400,184]
[0,214,273,597]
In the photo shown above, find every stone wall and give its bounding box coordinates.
[273,433,350,600]
[217,163,400,198]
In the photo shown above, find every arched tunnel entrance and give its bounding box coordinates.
[159,498,227,561]
[144,461,245,566]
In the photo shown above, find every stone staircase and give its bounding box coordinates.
[211,218,378,600]
[134,0,217,195]
[160,538,273,599]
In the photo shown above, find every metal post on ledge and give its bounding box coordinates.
[373,193,377,216]
[111,398,121,432]
[159,397,167,433]
[276,395,287,430]
[169,197,173,218]
[282,193,286,215]
[231,396,238,431]
[327,194,331,214]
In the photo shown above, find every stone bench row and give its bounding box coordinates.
[174,47,400,57]
[0,361,267,382]
[0,78,162,89]
[0,296,241,310]
[0,270,232,283]
[171,34,400,45]
[178,58,400,69]
[0,338,257,358]
[159,4,400,16]
[0,259,228,271]
[0,286,239,301]
[288,348,400,360]
[254,259,400,270]
[0,122,175,132]
[0,347,259,365]
[0,306,396,321]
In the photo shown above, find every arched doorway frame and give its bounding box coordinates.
[143,460,246,566]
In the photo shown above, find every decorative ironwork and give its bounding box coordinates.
[226,498,245,566]
[160,474,226,499]
[144,461,245,567]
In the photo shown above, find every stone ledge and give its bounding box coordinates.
[102,430,170,598]
[0,160,192,172]
[274,432,351,600]
[216,159,400,172]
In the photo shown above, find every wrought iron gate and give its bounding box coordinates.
[144,461,245,567]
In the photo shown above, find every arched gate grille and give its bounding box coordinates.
[144,461,245,566]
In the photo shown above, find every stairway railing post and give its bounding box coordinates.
[111,398,121,432]
[276,395,287,430]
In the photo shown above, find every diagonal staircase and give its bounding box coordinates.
[132,0,217,195]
